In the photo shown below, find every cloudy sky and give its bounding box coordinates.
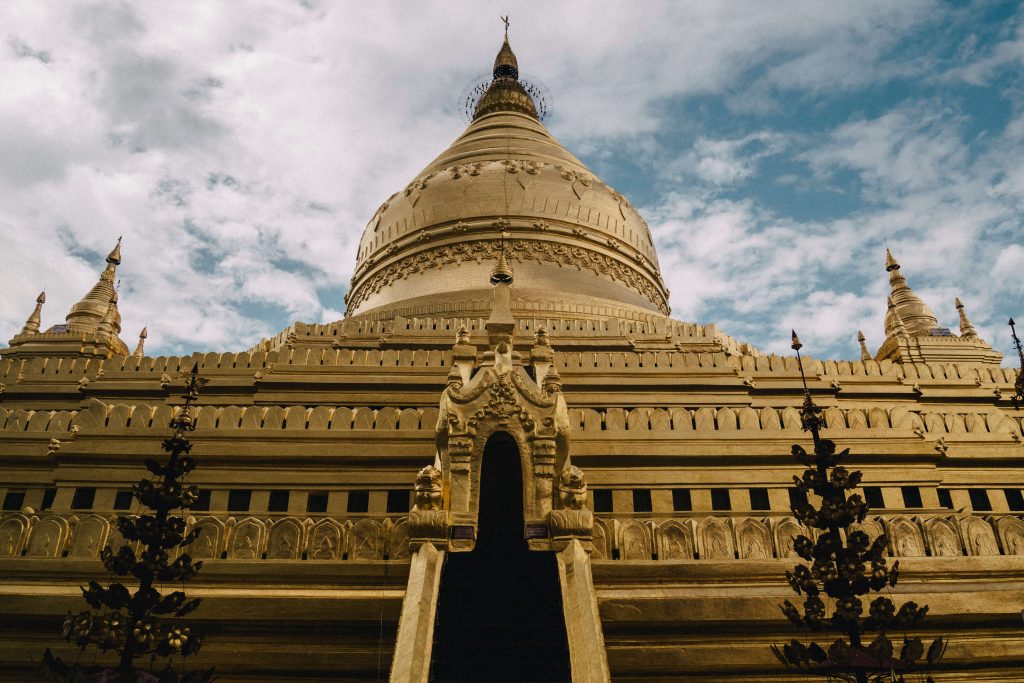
[1,1,1022,360]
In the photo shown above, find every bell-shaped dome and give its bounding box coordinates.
[345,36,669,320]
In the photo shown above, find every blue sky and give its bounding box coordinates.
[1,1,1022,361]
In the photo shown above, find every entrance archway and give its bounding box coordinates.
[431,431,570,681]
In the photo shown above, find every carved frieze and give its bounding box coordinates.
[1,510,1018,564]
[347,237,669,314]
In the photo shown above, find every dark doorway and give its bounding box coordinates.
[431,432,571,682]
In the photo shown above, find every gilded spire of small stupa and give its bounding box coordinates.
[885,247,899,271]
[955,298,978,338]
[107,236,122,266]
[133,326,148,357]
[885,247,909,292]
[857,330,872,361]
[887,296,908,338]
[66,237,123,334]
[19,291,46,335]
[882,247,938,336]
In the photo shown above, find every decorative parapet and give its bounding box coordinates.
[0,403,440,433]
[1,403,1020,440]
[2,346,1019,389]
[565,405,1022,438]
[0,512,412,562]
[589,512,1024,562]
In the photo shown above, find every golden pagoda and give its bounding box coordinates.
[0,32,1022,682]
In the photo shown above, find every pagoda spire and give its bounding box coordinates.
[493,30,519,79]
[19,291,46,335]
[955,298,978,338]
[133,326,148,358]
[472,25,538,120]
[66,237,123,334]
[883,247,938,336]
[857,330,872,361]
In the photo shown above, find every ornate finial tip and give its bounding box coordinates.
[36,291,45,304]
[1010,318,1016,327]
[190,362,199,374]
[790,330,802,351]
[106,237,123,265]
[857,330,865,342]
[885,247,899,271]
[492,20,519,79]
[139,326,148,339]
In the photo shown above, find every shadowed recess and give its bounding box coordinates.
[431,431,570,682]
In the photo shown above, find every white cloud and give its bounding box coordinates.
[0,0,1020,363]
[677,132,788,186]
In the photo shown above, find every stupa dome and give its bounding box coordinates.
[345,37,669,320]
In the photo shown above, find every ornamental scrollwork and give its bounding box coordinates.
[510,368,555,409]
[462,374,536,436]
[449,162,483,179]
[503,159,543,175]
[346,238,669,314]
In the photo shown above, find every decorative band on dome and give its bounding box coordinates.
[345,237,669,316]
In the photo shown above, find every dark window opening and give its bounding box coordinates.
[347,490,369,513]
[191,489,211,512]
[968,489,991,512]
[592,489,612,513]
[1005,489,1024,512]
[937,489,953,509]
[711,488,731,511]
[307,492,328,513]
[71,487,96,510]
[901,486,923,509]
[672,488,691,512]
[113,490,134,510]
[863,486,884,509]
[749,488,771,511]
[268,490,290,512]
[2,491,25,511]
[387,490,410,513]
[788,488,808,511]
[632,489,652,513]
[41,488,57,511]
[227,489,251,512]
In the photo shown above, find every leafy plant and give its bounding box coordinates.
[44,364,214,683]
[771,334,945,683]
